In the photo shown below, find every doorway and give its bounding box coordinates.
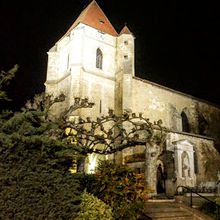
[156,163,165,194]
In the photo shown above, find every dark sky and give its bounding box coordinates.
[0,0,220,110]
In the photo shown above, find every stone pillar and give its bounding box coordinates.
[217,171,220,196]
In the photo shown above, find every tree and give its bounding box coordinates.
[63,104,167,192]
[0,65,18,100]
[0,62,167,218]
[63,108,167,155]
[49,94,167,192]
[0,91,167,219]
[0,94,90,220]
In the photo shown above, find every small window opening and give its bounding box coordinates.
[99,100,102,113]
[96,48,103,69]
[99,19,105,24]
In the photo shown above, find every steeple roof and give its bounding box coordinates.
[119,25,133,36]
[64,0,118,37]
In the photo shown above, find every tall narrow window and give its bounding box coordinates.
[67,54,70,70]
[181,111,190,132]
[99,100,102,113]
[96,48,103,69]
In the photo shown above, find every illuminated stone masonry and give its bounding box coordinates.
[45,0,220,195]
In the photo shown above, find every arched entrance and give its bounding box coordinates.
[156,161,165,194]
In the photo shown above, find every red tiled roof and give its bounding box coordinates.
[63,0,118,37]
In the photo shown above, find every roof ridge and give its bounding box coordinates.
[60,0,118,40]
[119,25,134,36]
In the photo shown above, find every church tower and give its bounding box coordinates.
[45,0,135,118]
[115,25,135,116]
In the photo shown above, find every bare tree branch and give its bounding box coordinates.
[62,107,167,155]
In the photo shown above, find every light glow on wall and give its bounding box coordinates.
[88,153,98,174]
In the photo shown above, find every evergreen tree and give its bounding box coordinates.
[0,94,82,220]
[0,65,18,101]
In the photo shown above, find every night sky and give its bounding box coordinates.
[0,0,220,111]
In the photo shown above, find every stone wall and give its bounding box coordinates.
[131,77,220,143]
[167,132,220,184]
[46,23,118,119]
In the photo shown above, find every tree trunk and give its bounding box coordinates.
[145,143,162,195]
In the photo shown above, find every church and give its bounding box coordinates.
[45,0,220,195]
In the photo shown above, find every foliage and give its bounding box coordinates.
[74,173,97,193]
[113,200,148,220]
[199,201,217,219]
[75,191,113,220]
[18,93,167,158]
[0,94,83,220]
[0,57,168,220]
[91,160,148,219]
[216,198,220,205]
[0,90,166,219]
[200,142,220,179]
[0,65,18,100]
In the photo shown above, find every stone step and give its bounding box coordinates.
[146,211,192,218]
[148,199,176,203]
[145,207,185,212]
[144,202,198,220]
[146,216,193,220]
[144,201,212,220]
[145,202,181,208]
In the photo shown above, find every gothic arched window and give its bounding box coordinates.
[181,111,190,132]
[169,105,181,131]
[96,48,103,69]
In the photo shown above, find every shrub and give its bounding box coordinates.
[74,173,97,192]
[216,198,220,205]
[91,160,148,219]
[75,191,113,220]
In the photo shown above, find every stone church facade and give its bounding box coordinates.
[45,0,220,195]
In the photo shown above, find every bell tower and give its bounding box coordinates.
[115,25,135,116]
